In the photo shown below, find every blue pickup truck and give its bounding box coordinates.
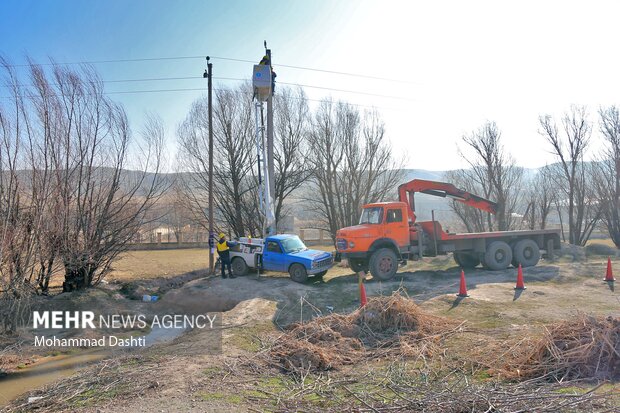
[229,234,334,282]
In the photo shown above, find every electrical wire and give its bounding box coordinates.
[1,75,417,102]
[3,53,417,84]
[0,86,403,111]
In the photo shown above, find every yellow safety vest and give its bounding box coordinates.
[216,240,229,253]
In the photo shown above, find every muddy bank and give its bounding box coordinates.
[0,351,107,408]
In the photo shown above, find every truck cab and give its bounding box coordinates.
[336,202,410,278]
[230,234,334,283]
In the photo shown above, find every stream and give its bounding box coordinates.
[0,326,187,409]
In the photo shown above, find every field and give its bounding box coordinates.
[1,243,620,412]
[109,248,211,281]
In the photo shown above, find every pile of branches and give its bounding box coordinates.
[270,293,463,372]
[510,315,620,381]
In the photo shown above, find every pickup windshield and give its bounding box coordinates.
[281,236,308,253]
[359,207,383,224]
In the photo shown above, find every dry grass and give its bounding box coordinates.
[108,248,210,281]
[586,238,617,248]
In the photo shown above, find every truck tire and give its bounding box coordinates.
[289,263,308,283]
[453,252,480,269]
[483,241,513,271]
[348,258,367,273]
[512,239,540,268]
[231,257,248,276]
[369,248,398,281]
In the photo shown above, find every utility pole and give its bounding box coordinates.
[265,44,275,231]
[204,56,215,274]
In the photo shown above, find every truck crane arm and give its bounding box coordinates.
[398,179,499,223]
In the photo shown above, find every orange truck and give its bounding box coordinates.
[335,179,561,280]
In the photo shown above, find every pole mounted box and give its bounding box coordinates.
[253,65,272,102]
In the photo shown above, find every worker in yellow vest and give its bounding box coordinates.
[216,233,236,279]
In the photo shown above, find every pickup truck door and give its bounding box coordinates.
[384,207,410,248]
[262,240,286,272]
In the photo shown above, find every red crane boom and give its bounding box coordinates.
[397,179,499,223]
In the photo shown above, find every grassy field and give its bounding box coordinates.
[587,238,618,248]
[108,248,211,281]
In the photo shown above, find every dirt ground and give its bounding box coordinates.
[2,246,620,412]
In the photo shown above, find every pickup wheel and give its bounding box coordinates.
[231,257,248,276]
[289,263,308,283]
[348,258,367,273]
[512,239,540,268]
[369,248,398,281]
[484,241,513,271]
[453,252,480,269]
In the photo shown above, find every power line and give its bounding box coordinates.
[1,75,416,102]
[0,86,403,111]
[277,81,416,101]
[104,76,416,100]
[208,56,418,84]
[6,55,207,67]
[4,53,417,84]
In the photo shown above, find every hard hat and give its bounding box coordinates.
[218,232,225,239]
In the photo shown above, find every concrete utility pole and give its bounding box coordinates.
[204,57,215,274]
[266,47,275,230]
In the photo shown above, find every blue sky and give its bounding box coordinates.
[2,0,620,170]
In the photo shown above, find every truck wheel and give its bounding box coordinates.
[484,241,513,271]
[231,257,248,276]
[512,239,540,268]
[289,263,308,283]
[314,270,327,279]
[348,258,367,273]
[453,252,480,269]
[369,248,398,281]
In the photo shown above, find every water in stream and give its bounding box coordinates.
[0,351,107,408]
[0,326,187,408]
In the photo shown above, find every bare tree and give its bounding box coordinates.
[539,106,599,245]
[159,184,196,243]
[594,106,620,248]
[177,85,311,238]
[1,57,59,330]
[522,166,555,230]
[0,58,167,296]
[177,85,257,238]
[273,87,312,226]
[447,121,523,232]
[305,100,403,241]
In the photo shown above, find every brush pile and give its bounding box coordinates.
[499,315,620,381]
[270,293,462,372]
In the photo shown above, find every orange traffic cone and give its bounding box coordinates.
[358,271,368,307]
[604,257,615,282]
[457,270,469,297]
[515,264,526,290]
